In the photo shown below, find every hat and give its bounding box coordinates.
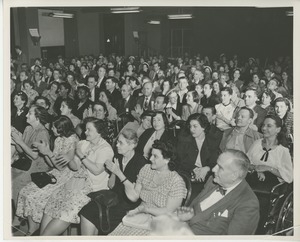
[129,56,135,60]
[204,66,212,73]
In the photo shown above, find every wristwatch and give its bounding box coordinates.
[80,155,86,161]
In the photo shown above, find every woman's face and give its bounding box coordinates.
[189,120,204,138]
[14,95,25,107]
[261,118,280,139]
[50,83,58,93]
[93,104,106,120]
[99,92,108,103]
[213,82,220,93]
[26,107,37,124]
[60,101,71,116]
[128,64,133,72]
[143,64,148,72]
[275,101,288,118]
[24,83,32,91]
[195,85,203,96]
[252,74,260,84]
[267,80,277,91]
[141,116,152,130]
[85,122,99,142]
[149,148,168,171]
[186,92,194,104]
[152,114,165,131]
[282,72,288,81]
[116,134,133,155]
[261,93,271,106]
[163,81,170,92]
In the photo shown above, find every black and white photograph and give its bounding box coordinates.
[3,0,299,239]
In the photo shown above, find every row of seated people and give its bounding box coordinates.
[10,53,293,236]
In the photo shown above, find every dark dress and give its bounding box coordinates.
[11,106,29,133]
[79,152,147,234]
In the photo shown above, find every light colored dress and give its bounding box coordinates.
[15,134,78,223]
[43,138,114,223]
[247,139,293,183]
[12,124,50,203]
[109,164,187,236]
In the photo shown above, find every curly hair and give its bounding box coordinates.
[152,140,177,171]
[52,115,75,137]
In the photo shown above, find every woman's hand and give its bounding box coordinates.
[11,130,23,144]
[53,154,70,170]
[127,205,146,216]
[75,147,85,161]
[176,207,194,222]
[32,140,50,156]
[193,167,210,182]
[257,172,266,181]
[105,158,122,177]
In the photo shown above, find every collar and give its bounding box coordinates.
[222,180,242,194]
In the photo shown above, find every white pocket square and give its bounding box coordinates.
[220,209,228,218]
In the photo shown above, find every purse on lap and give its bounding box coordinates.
[11,154,32,171]
[122,212,153,231]
[31,172,57,188]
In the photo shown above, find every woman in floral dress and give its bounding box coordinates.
[15,116,78,235]
[39,118,114,235]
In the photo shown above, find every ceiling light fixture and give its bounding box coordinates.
[148,20,160,25]
[168,14,193,19]
[112,10,141,14]
[111,7,141,14]
[48,12,74,18]
[285,10,293,17]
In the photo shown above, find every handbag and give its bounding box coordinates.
[31,172,57,188]
[88,190,119,234]
[11,154,32,171]
[122,212,153,230]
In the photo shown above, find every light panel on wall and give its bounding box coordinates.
[148,20,160,25]
[168,14,193,19]
[48,12,74,18]
[111,7,141,14]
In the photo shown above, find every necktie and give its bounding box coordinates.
[216,185,227,196]
[144,97,149,110]
[260,147,271,162]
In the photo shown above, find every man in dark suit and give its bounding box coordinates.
[117,84,136,115]
[136,82,156,111]
[149,62,160,81]
[105,77,122,109]
[79,64,89,85]
[244,88,267,131]
[34,71,48,95]
[96,66,107,91]
[87,75,100,102]
[176,149,260,235]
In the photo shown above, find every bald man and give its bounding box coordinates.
[136,82,156,111]
[117,83,137,115]
[177,149,260,235]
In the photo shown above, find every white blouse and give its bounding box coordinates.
[247,139,293,183]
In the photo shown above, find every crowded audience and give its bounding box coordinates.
[10,50,293,236]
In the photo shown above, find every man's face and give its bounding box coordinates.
[19,72,27,82]
[194,71,204,80]
[264,69,272,78]
[35,99,48,109]
[154,96,166,111]
[235,109,251,127]
[88,78,97,89]
[53,71,60,80]
[80,66,88,75]
[221,91,231,105]
[244,90,257,107]
[153,63,160,72]
[202,108,215,124]
[34,72,41,81]
[179,79,188,90]
[168,92,178,105]
[212,153,237,188]
[143,83,153,97]
[98,67,106,77]
[267,80,278,91]
[203,84,212,96]
[105,79,115,91]
[121,85,131,99]
[59,86,68,97]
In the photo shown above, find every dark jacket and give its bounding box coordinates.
[136,94,156,111]
[117,95,137,115]
[188,176,260,235]
[253,104,267,131]
[11,106,29,133]
[201,93,220,108]
[73,99,94,120]
[136,128,175,156]
[177,125,222,175]
[108,89,122,109]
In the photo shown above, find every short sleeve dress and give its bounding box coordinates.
[16,134,79,223]
[12,123,50,203]
[247,139,293,183]
[109,164,187,236]
[43,138,114,224]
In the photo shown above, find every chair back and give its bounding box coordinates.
[178,171,192,206]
